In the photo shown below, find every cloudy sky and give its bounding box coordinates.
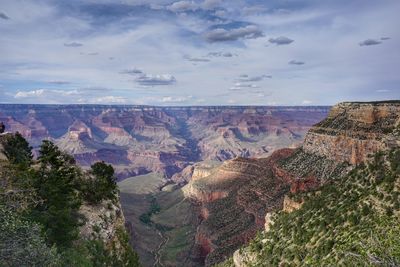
[0,0,399,105]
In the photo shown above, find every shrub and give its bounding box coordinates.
[81,161,117,204]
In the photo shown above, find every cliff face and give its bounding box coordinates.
[187,101,400,266]
[0,105,329,180]
[303,102,400,165]
[185,153,292,266]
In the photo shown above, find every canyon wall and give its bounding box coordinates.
[185,101,400,266]
[0,105,329,180]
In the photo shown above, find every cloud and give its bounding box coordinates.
[204,25,264,42]
[236,74,271,82]
[90,96,127,104]
[14,89,79,98]
[119,68,144,75]
[87,52,99,56]
[184,55,210,62]
[161,95,192,103]
[242,6,268,16]
[269,36,294,45]
[202,0,221,10]
[302,100,312,105]
[0,12,10,20]
[64,42,83,47]
[47,80,71,85]
[288,60,305,65]
[359,39,382,46]
[229,83,259,90]
[376,89,390,93]
[380,37,390,40]
[167,1,198,12]
[207,52,235,57]
[135,74,177,86]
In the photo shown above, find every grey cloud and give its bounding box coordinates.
[204,25,264,42]
[236,74,271,82]
[381,37,390,40]
[184,55,210,62]
[242,6,268,16]
[64,42,83,47]
[167,1,197,12]
[87,52,99,56]
[230,83,259,91]
[47,80,71,85]
[202,0,221,10]
[288,60,305,65]
[359,39,382,46]
[269,36,294,45]
[207,52,236,57]
[0,12,10,20]
[119,68,144,75]
[135,74,177,86]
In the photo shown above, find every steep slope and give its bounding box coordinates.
[184,101,400,266]
[0,133,140,266]
[231,148,400,266]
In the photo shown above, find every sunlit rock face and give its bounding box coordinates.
[303,101,400,165]
[0,105,329,179]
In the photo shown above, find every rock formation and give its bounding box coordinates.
[184,101,400,266]
[0,105,329,180]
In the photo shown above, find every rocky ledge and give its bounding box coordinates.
[303,101,400,164]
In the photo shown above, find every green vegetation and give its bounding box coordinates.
[2,132,33,168]
[0,134,140,266]
[80,161,118,204]
[139,196,160,225]
[239,148,400,266]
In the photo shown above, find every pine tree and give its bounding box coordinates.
[31,140,82,248]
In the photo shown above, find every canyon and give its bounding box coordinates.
[187,101,400,266]
[0,105,329,180]
[2,102,398,266]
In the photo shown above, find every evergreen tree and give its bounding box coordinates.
[81,161,117,204]
[2,132,32,169]
[31,140,82,248]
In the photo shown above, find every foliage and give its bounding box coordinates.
[60,227,140,267]
[0,206,60,267]
[2,132,33,169]
[30,140,82,247]
[0,135,141,266]
[245,148,400,266]
[80,161,117,204]
[139,195,160,225]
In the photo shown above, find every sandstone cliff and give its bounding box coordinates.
[303,101,400,164]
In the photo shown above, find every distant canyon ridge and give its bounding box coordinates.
[0,105,329,180]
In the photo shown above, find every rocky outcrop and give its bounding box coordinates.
[303,101,400,165]
[79,198,125,246]
[282,195,303,212]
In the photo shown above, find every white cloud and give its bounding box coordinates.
[161,95,192,103]
[135,74,177,86]
[14,89,79,98]
[229,83,259,90]
[167,1,198,12]
[204,25,264,42]
[91,96,127,104]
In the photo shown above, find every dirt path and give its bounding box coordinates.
[153,228,169,267]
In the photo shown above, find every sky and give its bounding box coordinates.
[0,0,399,106]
